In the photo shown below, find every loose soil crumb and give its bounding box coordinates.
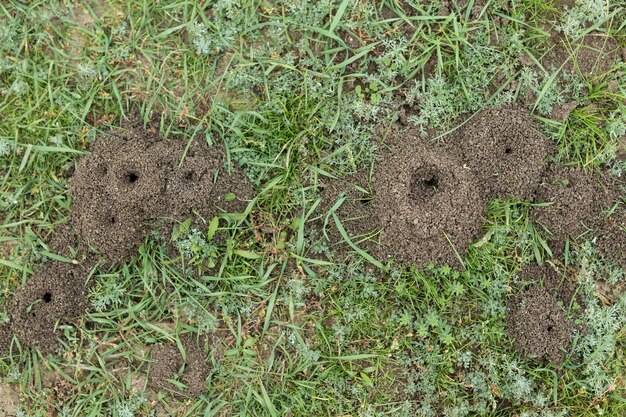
[532,165,614,256]
[457,106,553,201]
[4,261,89,353]
[70,127,253,263]
[149,334,211,398]
[371,133,486,267]
[507,286,574,364]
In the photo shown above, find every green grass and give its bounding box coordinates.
[1,0,626,416]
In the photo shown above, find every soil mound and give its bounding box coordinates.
[371,134,485,267]
[532,165,614,256]
[70,128,253,263]
[516,263,577,309]
[458,106,553,201]
[149,334,210,398]
[2,261,89,353]
[507,286,574,364]
[596,208,626,269]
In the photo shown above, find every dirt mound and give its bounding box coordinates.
[596,208,626,269]
[457,106,553,201]
[516,263,577,308]
[507,286,574,364]
[371,134,486,268]
[70,128,253,263]
[149,334,210,398]
[532,165,614,256]
[1,261,89,353]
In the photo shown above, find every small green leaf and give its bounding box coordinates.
[361,372,373,387]
[207,217,220,240]
[224,193,236,201]
[233,249,260,259]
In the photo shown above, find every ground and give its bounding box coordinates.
[0,1,625,416]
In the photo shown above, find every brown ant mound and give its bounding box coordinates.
[532,165,614,256]
[149,334,210,398]
[4,261,89,353]
[458,106,553,201]
[516,263,578,309]
[596,208,626,270]
[507,286,574,364]
[70,127,253,264]
[162,139,250,219]
[71,193,147,264]
[371,134,486,268]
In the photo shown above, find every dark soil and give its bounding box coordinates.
[148,334,211,398]
[595,207,626,269]
[371,133,486,268]
[0,261,89,353]
[457,106,553,201]
[507,286,574,364]
[516,263,578,308]
[70,127,253,264]
[532,165,615,256]
[0,325,11,353]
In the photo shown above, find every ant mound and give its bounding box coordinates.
[372,135,485,268]
[149,334,210,398]
[70,128,253,264]
[516,263,578,308]
[4,261,89,353]
[161,139,250,219]
[458,106,553,201]
[507,286,574,364]
[596,208,626,270]
[532,165,614,256]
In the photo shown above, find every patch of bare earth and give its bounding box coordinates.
[148,334,211,399]
[532,165,618,256]
[319,127,486,268]
[457,106,553,201]
[507,286,574,364]
[0,382,19,417]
